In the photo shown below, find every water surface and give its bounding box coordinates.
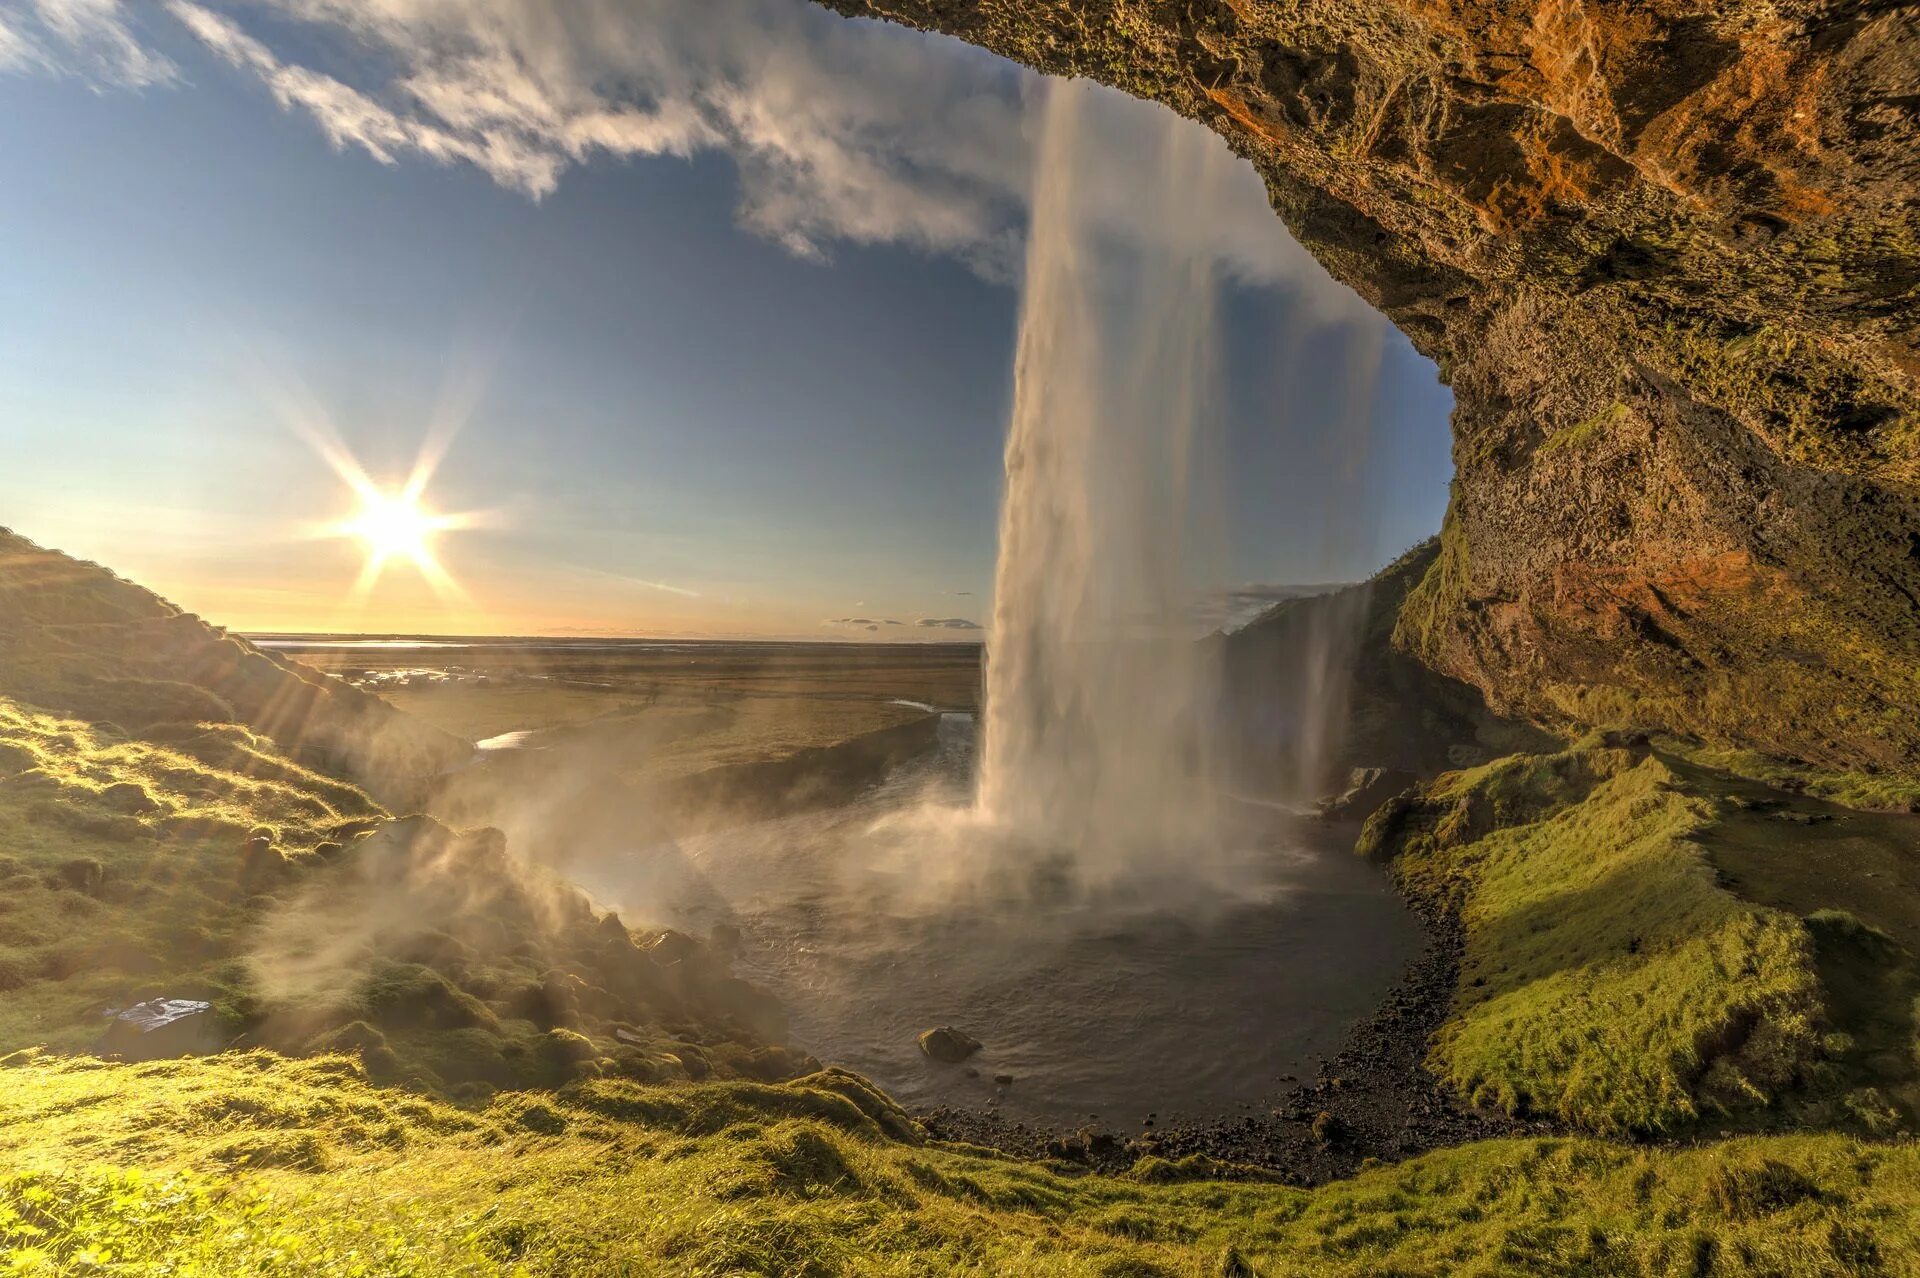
[585,717,1420,1126]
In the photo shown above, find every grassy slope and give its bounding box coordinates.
[1366,745,1920,1136]
[0,529,466,795]
[0,534,816,1096]
[0,689,808,1097]
[0,697,383,1050]
[5,1051,1918,1277]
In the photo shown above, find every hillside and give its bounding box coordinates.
[0,528,467,800]
[0,535,812,1099]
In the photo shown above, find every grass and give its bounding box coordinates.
[0,697,383,1052]
[0,693,808,1096]
[7,1050,1920,1276]
[1380,749,1832,1134]
[1660,736,1920,813]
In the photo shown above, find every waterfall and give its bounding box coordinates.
[973,78,1235,860]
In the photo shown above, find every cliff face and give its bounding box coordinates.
[819,0,1920,774]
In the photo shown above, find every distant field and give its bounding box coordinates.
[264,639,983,864]
[269,637,982,782]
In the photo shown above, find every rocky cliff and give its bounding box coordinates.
[820,0,1920,776]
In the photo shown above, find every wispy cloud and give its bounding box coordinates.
[916,616,981,630]
[3,0,173,84]
[0,15,36,70]
[0,0,1378,318]
[567,563,701,598]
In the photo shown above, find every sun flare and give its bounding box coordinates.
[342,491,443,568]
[291,422,489,608]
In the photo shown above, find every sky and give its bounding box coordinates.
[0,0,1454,639]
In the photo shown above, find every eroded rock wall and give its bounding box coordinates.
[819,0,1920,774]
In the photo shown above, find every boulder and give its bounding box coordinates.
[97,999,222,1060]
[647,930,702,967]
[99,781,160,815]
[1318,767,1416,822]
[50,858,107,897]
[917,1025,981,1063]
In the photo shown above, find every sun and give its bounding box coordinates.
[270,357,497,611]
[298,434,486,606]
[343,491,442,568]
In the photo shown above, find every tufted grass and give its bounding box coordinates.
[0,697,383,1055]
[5,1051,1920,1276]
[1386,750,1829,1134]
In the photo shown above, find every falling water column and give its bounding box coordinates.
[974,79,1233,866]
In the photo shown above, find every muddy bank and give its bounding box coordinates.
[916,823,1538,1183]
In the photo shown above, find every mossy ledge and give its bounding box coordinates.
[815,0,1920,780]
[1360,742,1920,1137]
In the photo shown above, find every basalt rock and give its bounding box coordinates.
[918,1025,984,1062]
[817,0,1920,777]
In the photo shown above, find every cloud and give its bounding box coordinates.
[916,617,981,630]
[0,0,1378,319]
[1189,581,1351,632]
[3,0,174,84]
[564,562,700,598]
[0,16,36,70]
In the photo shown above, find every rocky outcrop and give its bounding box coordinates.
[1216,539,1553,795]
[917,1025,984,1062]
[818,0,1920,776]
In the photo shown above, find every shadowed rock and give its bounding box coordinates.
[918,1026,983,1063]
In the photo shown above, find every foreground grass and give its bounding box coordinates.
[6,1051,1920,1277]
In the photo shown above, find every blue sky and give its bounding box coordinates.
[0,0,1452,637]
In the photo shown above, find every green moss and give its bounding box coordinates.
[8,1052,1920,1275]
[1391,505,1470,672]
[1538,400,1629,456]
[1659,736,1920,813]
[1392,750,1824,1133]
[1644,312,1919,481]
